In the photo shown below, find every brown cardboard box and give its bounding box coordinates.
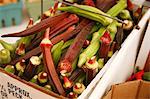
[103,80,150,99]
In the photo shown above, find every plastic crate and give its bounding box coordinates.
[0,0,23,28]
[25,0,54,21]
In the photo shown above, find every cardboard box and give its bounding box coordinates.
[103,80,150,99]
[0,5,149,99]
[89,9,150,99]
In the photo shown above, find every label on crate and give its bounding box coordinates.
[0,72,56,99]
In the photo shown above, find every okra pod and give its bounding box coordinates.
[64,22,94,63]
[96,0,116,12]
[63,76,73,89]
[37,71,48,85]
[15,59,26,77]
[40,28,66,96]
[4,65,15,74]
[99,31,112,60]
[98,58,104,69]
[67,92,78,98]
[58,5,113,26]
[0,49,11,65]
[61,39,74,50]
[2,12,70,37]
[119,9,132,20]
[52,41,64,66]
[83,56,98,84]
[0,39,17,55]
[15,36,32,56]
[49,14,79,39]
[107,0,127,17]
[30,75,38,84]
[78,39,100,67]
[23,56,41,80]
[69,69,84,82]
[73,82,86,94]
[59,22,94,74]
[51,40,64,53]
[44,84,52,91]
[115,26,124,50]
[108,42,116,58]
[36,64,44,75]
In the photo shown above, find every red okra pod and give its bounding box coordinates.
[99,31,111,60]
[58,22,94,75]
[69,68,84,82]
[84,0,95,7]
[49,15,79,39]
[23,56,41,80]
[10,19,90,65]
[82,56,98,85]
[40,28,66,96]
[1,12,70,37]
[51,19,90,44]
[96,0,116,12]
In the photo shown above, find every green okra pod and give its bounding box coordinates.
[58,5,113,26]
[36,64,44,75]
[0,49,11,65]
[90,22,102,34]
[51,40,64,53]
[30,75,38,84]
[44,84,52,91]
[61,39,74,50]
[16,36,32,56]
[0,39,17,55]
[15,59,26,77]
[78,40,100,67]
[98,58,104,69]
[107,21,119,41]
[119,9,132,20]
[91,27,106,43]
[107,0,127,17]
[52,41,64,66]
[37,71,48,84]
[4,65,15,74]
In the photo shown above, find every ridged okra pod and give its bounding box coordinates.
[0,40,17,55]
[0,49,11,64]
[107,0,127,17]
[58,5,113,26]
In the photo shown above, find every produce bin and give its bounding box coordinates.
[25,0,54,21]
[89,9,150,99]
[0,2,150,99]
[0,0,23,28]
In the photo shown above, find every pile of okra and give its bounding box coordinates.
[0,0,146,98]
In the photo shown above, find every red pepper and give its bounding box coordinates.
[127,70,144,81]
